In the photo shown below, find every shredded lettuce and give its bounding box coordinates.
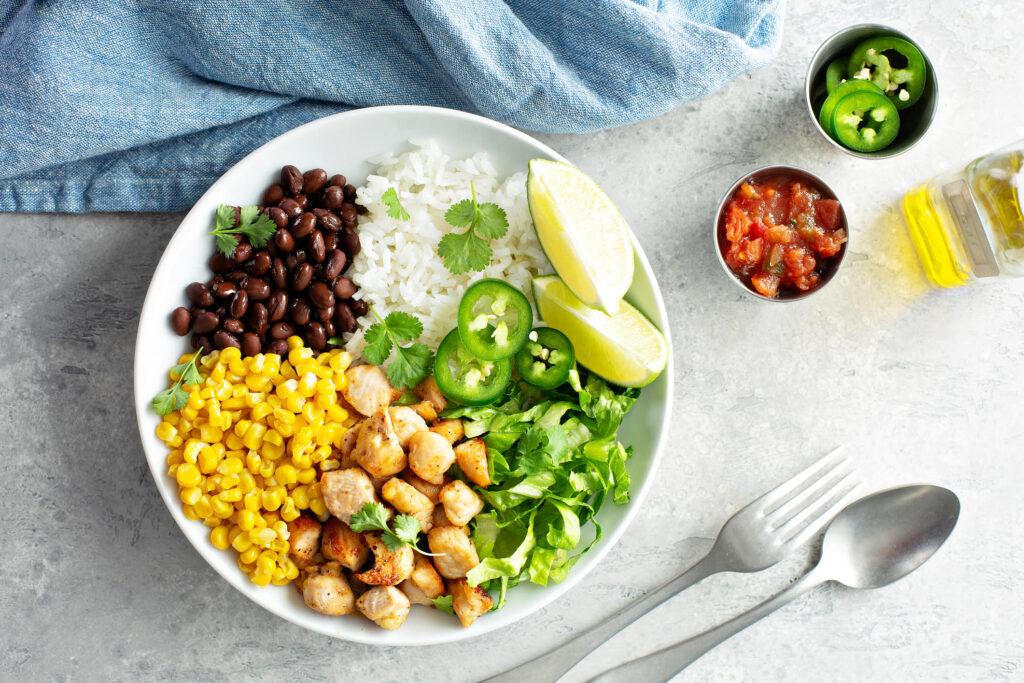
[443,372,639,609]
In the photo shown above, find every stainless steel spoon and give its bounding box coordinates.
[592,484,960,682]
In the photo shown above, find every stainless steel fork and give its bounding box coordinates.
[483,447,861,683]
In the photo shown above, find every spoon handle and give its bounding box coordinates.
[590,566,828,683]
[482,553,722,683]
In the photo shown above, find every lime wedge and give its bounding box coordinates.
[527,159,635,315]
[533,275,667,388]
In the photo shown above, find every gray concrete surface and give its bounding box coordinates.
[2,2,1023,680]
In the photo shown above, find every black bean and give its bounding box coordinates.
[245,277,270,300]
[240,332,262,357]
[340,203,357,224]
[317,304,334,324]
[214,330,241,350]
[281,165,303,196]
[274,228,296,253]
[341,227,361,257]
[292,212,315,239]
[264,183,285,205]
[192,333,211,351]
[170,307,191,336]
[267,207,289,229]
[186,282,214,307]
[208,253,233,274]
[192,311,219,334]
[314,209,340,232]
[230,290,249,318]
[323,233,338,253]
[291,263,313,291]
[328,174,346,188]
[267,339,289,356]
[321,185,344,210]
[232,241,253,263]
[302,168,328,195]
[305,322,327,350]
[223,318,244,335]
[267,291,288,321]
[226,270,248,284]
[270,258,287,289]
[343,184,357,201]
[294,194,308,210]
[278,198,301,218]
[308,230,326,262]
[249,251,271,276]
[289,299,311,326]
[213,281,238,299]
[309,281,334,309]
[322,320,336,338]
[324,251,347,282]
[349,299,368,318]
[335,302,356,333]
[248,302,269,334]
[270,322,295,340]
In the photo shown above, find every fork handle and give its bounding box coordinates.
[482,553,722,683]
[590,566,828,682]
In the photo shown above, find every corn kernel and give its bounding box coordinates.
[237,508,258,531]
[217,456,244,476]
[250,571,271,587]
[232,532,254,552]
[249,527,277,547]
[175,462,202,488]
[284,394,305,413]
[182,504,199,521]
[292,451,312,470]
[212,497,235,519]
[219,488,243,503]
[326,405,348,423]
[198,424,223,443]
[210,526,230,550]
[243,490,262,512]
[240,546,262,565]
[263,428,284,446]
[180,486,203,506]
[309,497,327,518]
[194,496,214,518]
[280,499,299,522]
[261,441,285,461]
[261,489,283,511]
[197,446,222,474]
[269,539,290,554]
[155,421,178,442]
[242,422,267,450]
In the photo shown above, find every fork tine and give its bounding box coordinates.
[776,471,863,545]
[764,457,854,527]
[758,445,846,511]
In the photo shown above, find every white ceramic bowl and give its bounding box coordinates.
[134,105,673,646]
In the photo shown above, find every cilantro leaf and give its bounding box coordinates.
[362,323,393,366]
[438,230,492,274]
[387,343,434,392]
[444,199,475,227]
[214,232,239,258]
[209,203,277,256]
[381,187,410,220]
[152,387,188,416]
[382,514,421,551]
[214,204,235,231]
[348,502,391,534]
[474,203,508,239]
[432,595,455,614]
[383,312,422,341]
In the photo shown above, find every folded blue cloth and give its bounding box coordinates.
[0,0,783,212]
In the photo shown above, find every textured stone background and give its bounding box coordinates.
[2,2,1022,680]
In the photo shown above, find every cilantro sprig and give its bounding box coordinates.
[381,187,410,220]
[438,181,508,274]
[362,308,434,389]
[152,349,203,416]
[209,204,277,258]
[349,502,437,554]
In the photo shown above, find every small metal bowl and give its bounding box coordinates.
[714,165,849,302]
[805,23,939,159]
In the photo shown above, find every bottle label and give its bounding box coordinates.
[943,179,1000,278]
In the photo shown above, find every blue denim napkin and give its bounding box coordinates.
[0,0,783,212]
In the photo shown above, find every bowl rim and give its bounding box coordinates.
[804,22,939,159]
[713,164,849,302]
[132,104,674,646]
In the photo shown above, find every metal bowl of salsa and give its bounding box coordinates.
[714,166,848,301]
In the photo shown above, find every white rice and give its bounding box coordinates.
[348,139,552,356]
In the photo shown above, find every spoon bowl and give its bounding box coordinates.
[822,484,960,589]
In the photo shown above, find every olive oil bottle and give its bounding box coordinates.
[902,140,1024,287]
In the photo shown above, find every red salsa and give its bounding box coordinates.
[720,174,847,298]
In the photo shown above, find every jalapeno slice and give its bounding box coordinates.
[515,327,575,390]
[457,279,533,361]
[818,79,886,136]
[434,329,512,405]
[847,36,927,110]
[825,57,847,94]
[830,90,899,153]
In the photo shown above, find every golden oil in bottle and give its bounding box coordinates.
[902,141,1024,287]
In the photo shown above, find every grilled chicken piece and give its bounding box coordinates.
[354,533,414,586]
[414,376,447,413]
[402,471,444,504]
[338,422,362,459]
[439,480,484,527]
[399,554,446,606]
[432,504,450,529]
[321,467,377,524]
[302,563,355,616]
[287,515,322,568]
[381,477,435,532]
[357,586,411,630]
[427,526,480,579]
[408,430,456,485]
[450,578,493,627]
[352,408,406,478]
[388,406,428,449]
[343,365,398,417]
[455,438,490,488]
[430,418,465,445]
[410,400,438,423]
[321,517,370,571]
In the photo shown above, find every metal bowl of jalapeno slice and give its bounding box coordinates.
[806,23,939,158]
